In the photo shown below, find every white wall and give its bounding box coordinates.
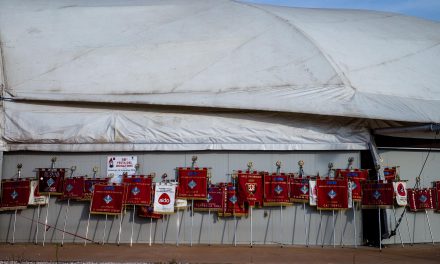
[0,151,362,245]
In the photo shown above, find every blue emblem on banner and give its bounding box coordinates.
[275,185,283,194]
[188,180,197,189]
[373,190,381,200]
[131,186,140,196]
[229,195,237,204]
[328,189,337,199]
[66,184,74,193]
[419,195,427,203]
[89,185,94,192]
[11,190,18,200]
[47,178,55,187]
[300,185,309,194]
[351,182,357,190]
[104,195,113,204]
[207,194,212,202]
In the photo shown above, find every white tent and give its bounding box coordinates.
[0,0,439,151]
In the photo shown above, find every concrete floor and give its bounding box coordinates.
[1,243,440,263]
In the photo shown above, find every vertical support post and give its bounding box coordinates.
[425,210,435,245]
[176,209,180,247]
[378,208,382,251]
[84,213,91,246]
[117,210,123,246]
[320,210,324,247]
[12,164,22,244]
[101,214,108,245]
[190,199,194,247]
[280,205,283,247]
[35,205,41,244]
[149,217,152,246]
[332,210,335,248]
[61,199,70,246]
[130,205,136,247]
[339,210,344,247]
[162,215,165,245]
[304,203,308,247]
[353,201,357,248]
[208,209,211,246]
[250,206,253,247]
[403,208,413,245]
[42,193,51,246]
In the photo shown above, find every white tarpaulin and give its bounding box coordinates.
[1,0,438,151]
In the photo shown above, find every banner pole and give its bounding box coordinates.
[149,217,152,246]
[208,209,211,246]
[280,205,283,247]
[303,203,308,247]
[61,198,70,246]
[84,212,91,246]
[392,205,404,247]
[378,208,382,251]
[35,205,41,244]
[176,209,180,247]
[162,215,165,245]
[12,164,22,245]
[130,205,135,247]
[424,210,435,245]
[353,201,357,248]
[42,193,51,246]
[190,199,194,247]
[117,210,123,246]
[339,210,344,248]
[320,210,324,247]
[234,213,237,247]
[102,214,108,245]
[250,206,253,247]
[332,210,335,248]
[403,208,412,245]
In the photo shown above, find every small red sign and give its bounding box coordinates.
[82,178,109,200]
[176,167,208,200]
[361,181,394,209]
[237,171,263,207]
[38,168,66,195]
[289,176,310,203]
[219,183,247,217]
[263,173,291,206]
[1,178,31,210]
[90,184,125,215]
[194,184,223,211]
[408,188,434,211]
[317,178,349,210]
[122,175,152,206]
[61,177,85,200]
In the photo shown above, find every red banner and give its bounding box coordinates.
[289,176,310,203]
[176,167,209,200]
[122,175,152,206]
[383,167,397,182]
[435,182,440,211]
[38,168,66,195]
[317,178,349,210]
[408,188,435,212]
[219,183,247,217]
[61,177,85,200]
[336,169,369,181]
[263,173,290,206]
[82,178,109,200]
[361,182,394,209]
[138,206,163,219]
[194,184,223,211]
[237,171,263,207]
[90,184,125,215]
[1,179,31,210]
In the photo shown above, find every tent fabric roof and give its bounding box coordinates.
[1,0,439,123]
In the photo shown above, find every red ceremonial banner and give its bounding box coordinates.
[1,179,31,210]
[38,168,66,195]
[122,175,152,206]
[237,171,263,207]
[194,184,223,211]
[138,206,163,219]
[176,167,209,200]
[219,183,247,217]
[61,177,85,200]
[82,178,109,200]
[317,178,349,210]
[90,184,125,215]
[263,173,291,206]
[289,176,310,203]
[336,169,369,181]
[383,167,397,182]
[361,181,394,209]
[407,188,435,212]
[435,181,440,211]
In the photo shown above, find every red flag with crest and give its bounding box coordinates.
[219,183,247,217]
[361,181,394,209]
[383,167,398,182]
[316,178,349,210]
[194,184,223,211]
[289,175,310,203]
[237,171,263,207]
[82,178,109,200]
[176,167,209,200]
[1,178,31,210]
[38,168,66,195]
[434,181,440,211]
[61,177,85,200]
[90,184,125,215]
[123,175,152,206]
[263,173,291,206]
[407,188,435,211]
[336,169,368,201]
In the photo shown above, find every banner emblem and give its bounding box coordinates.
[246,183,257,194]
[274,185,283,195]
[188,180,197,189]
[104,195,113,204]
[158,193,171,205]
[131,187,140,196]
[301,185,308,194]
[47,178,55,187]
[373,190,381,200]
[328,189,337,199]
[397,183,406,196]
[11,190,18,200]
